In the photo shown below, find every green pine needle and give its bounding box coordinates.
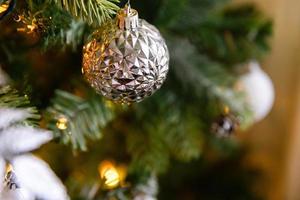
[0,86,40,125]
[52,0,120,26]
[47,90,114,151]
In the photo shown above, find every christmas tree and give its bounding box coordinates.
[0,0,273,199]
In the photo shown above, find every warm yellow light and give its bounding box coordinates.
[104,100,115,109]
[56,117,68,130]
[224,105,230,114]
[103,168,120,187]
[99,161,120,189]
[0,3,9,14]
[27,24,37,32]
[6,164,13,172]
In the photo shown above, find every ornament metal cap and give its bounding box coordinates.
[117,4,139,30]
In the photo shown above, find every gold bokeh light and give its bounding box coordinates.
[98,161,122,189]
[56,117,68,130]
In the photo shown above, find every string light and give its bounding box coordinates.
[98,160,127,189]
[56,117,68,130]
[99,161,120,189]
[223,105,230,114]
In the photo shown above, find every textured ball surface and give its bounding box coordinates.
[82,19,169,104]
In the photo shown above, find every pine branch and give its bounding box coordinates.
[126,124,170,175]
[17,3,89,50]
[188,4,272,65]
[78,15,248,174]
[0,86,40,124]
[158,2,272,65]
[163,111,204,161]
[20,0,115,50]
[40,8,88,50]
[157,0,229,28]
[47,90,114,151]
[52,0,120,26]
[125,93,204,175]
[166,36,254,127]
[122,32,254,174]
[103,175,158,199]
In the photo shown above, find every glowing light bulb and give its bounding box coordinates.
[56,117,68,130]
[224,106,230,114]
[98,161,120,189]
[103,168,120,187]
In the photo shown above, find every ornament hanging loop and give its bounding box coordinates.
[118,0,138,30]
[127,0,131,10]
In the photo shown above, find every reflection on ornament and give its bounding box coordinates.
[82,4,169,104]
[238,61,275,122]
[15,11,49,34]
[0,0,15,20]
[56,117,68,130]
[0,3,9,14]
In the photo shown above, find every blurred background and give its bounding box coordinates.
[235,0,300,199]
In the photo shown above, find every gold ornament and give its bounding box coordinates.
[82,4,169,104]
[223,105,230,114]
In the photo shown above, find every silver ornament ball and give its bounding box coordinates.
[82,5,169,104]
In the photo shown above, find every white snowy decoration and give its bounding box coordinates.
[0,170,33,200]
[133,175,158,200]
[0,108,69,200]
[239,61,275,122]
